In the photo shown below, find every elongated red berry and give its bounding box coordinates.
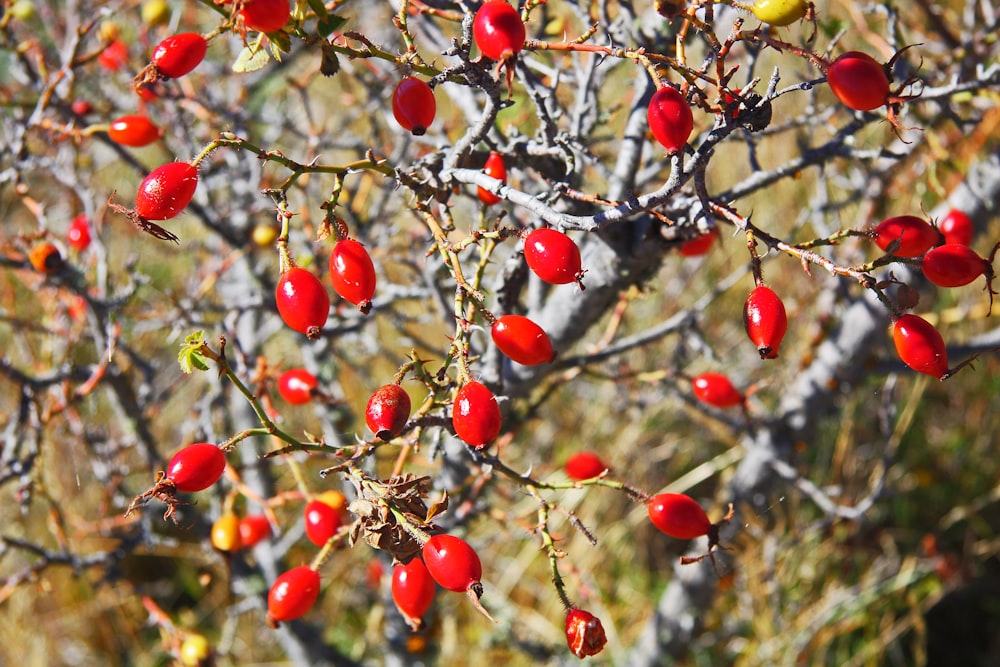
[872,215,940,257]
[827,51,890,112]
[477,151,507,206]
[565,451,608,481]
[238,515,272,548]
[329,238,376,313]
[239,0,290,33]
[67,213,92,251]
[166,442,226,493]
[392,558,437,623]
[565,609,607,659]
[647,493,711,540]
[892,314,948,378]
[491,314,555,365]
[452,381,501,448]
[365,384,411,440]
[422,534,482,593]
[691,372,744,408]
[922,243,991,287]
[647,86,694,155]
[267,566,321,622]
[151,33,207,79]
[524,228,584,286]
[939,209,974,247]
[473,1,526,61]
[392,78,436,136]
[275,267,330,337]
[277,368,318,405]
[135,162,198,221]
[303,497,345,547]
[743,285,787,359]
[109,114,162,147]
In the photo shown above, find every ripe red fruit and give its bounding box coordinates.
[71,99,93,116]
[647,493,712,540]
[29,242,62,272]
[238,515,272,548]
[938,209,974,247]
[523,228,584,286]
[743,285,787,359]
[267,566,321,622]
[472,1,526,61]
[277,368,318,405]
[109,114,163,147]
[67,213,92,251]
[151,32,208,79]
[691,372,744,408]
[477,151,507,206]
[452,381,502,448]
[238,0,291,33]
[922,244,991,287]
[303,497,345,547]
[135,162,199,220]
[391,558,437,624]
[166,442,226,493]
[565,609,608,659]
[827,51,890,112]
[679,228,718,257]
[892,314,948,378]
[392,78,436,136]
[422,534,482,592]
[98,39,129,71]
[275,267,330,337]
[329,238,376,313]
[647,86,694,155]
[365,384,411,440]
[872,215,940,257]
[564,451,608,481]
[491,314,555,365]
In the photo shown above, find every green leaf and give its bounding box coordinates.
[178,330,210,374]
[307,0,328,20]
[269,30,292,55]
[317,14,347,38]
[233,44,271,73]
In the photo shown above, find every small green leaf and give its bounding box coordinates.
[233,44,271,73]
[307,0,328,20]
[317,14,347,38]
[269,30,292,55]
[178,330,210,374]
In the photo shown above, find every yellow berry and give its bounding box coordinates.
[97,21,120,42]
[9,0,37,21]
[317,490,347,511]
[252,222,278,247]
[179,634,210,666]
[210,514,242,552]
[140,0,171,27]
[750,0,808,26]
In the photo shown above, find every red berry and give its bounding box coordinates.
[421,534,482,592]
[275,267,330,337]
[109,114,163,147]
[647,493,712,540]
[564,451,608,481]
[238,0,290,33]
[67,214,92,251]
[238,514,272,548]
[491,314,555,366]
[827,51,890,112]
[892,314,948,378]
[743,285,787,359]
[452,381,502,448]
[938,209,974,247]
[365,384,411,440]
[71,100,93,116]
[277,368,318,405]
[523,228,584,286]
[166,443,226,493]
[151,32,208,79]
[922,244,991,288]
[691,372,744,408]
[98,40,129,71]
[303,497,345,547]
[565,609,607,659]
[477,151,507,206]
[391,558,437,623]
[679,228,718,257]
[872,215,940,257]
[472,1,526,61]
[392,77,436,136]
[647,86,694,155]
[329,238,376,312]
[135,162,199,221]
[267,566,321,622]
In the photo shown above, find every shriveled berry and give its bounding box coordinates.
[565,608,608,659]
[267,566,321,622]
[392,558,437,624]
[275,267,330,338]
[647,493,712,540]
[109,114,163,147]
[365,384,411,440]
[691,372,744,408]
[524,228,584,286]
[135,162,199,221]
[477,151,507,206]
[473,1,526,61]
[392,78,436,136]
[892,314,948,378]
[827,51,890,112]
[743,285,787,359]
[329,238,376,313]
[648,86,694,155]
[422,534,482,593]
[491,314,555,366]
[565,451,609,481]
[872,215,940,257]
[277,368,318,405]
[166,442,226,493]
[151,32,208,79]
[452,381,502,448]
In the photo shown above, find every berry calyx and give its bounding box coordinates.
[647,493,712,540]
[452,381,502,449]
[892,313,948,379]
[67,214,92,251]
[939,209,974,247]
[743,285,787,359]
[238,514,272,548]
[365,384,411,440]
[491,314,555,366]
[565,451,609,481]
[827,51,890,112]
[275,267,330,338]
[691,372,744,408]
[523,227,585,287]
[267,566,321,623]
[211,513,242,552]
[472,1,526,62]
[872,215,940,257]
[392,77,436,136]
[647,85,694,155]
[151,32,207,79]
[391,558,437,629]
[166,442,227,492]
[238,0,291,34]
[477,151,507,206]
[277,368,319,405]
[109,114,163,147]
[135,162,199,221]
[28,242,63,273]
[329,238,376,314]
[565,608,608,659]
[303,496,345,547]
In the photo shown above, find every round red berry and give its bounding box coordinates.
[422,534,482,593]
[329,238,376,313]
[392,77,436,136]
[275,267,330,338]
[892,313,948,379]
[238,515,272,548]
[239,0,290,33]
[827,51,890,112]
[743,285,787,359]
[922,243,991,287]
[647,86,694,155]
[679,228,718,257]
[109,114,163,147]
[691,372,744,408]
[523,228,584,286]
[166,442,226,493]
[938,209,974,247]
[872,215,940,257]
[98,40,129,71]
[277,368,318,405]
[67,213,92,251]
[392,558,437,623]
[491,314,555,366]
[365,384,411,440]
[647,493,712,540]
[151,32,208,79]
[477,151,507,206]
[267,566,321,622]
[452,381,502,448]
[135,162,199,221]
[473,1,526,61]
[565,451,609,481]
[303,497,345,547]
[565,609,608,659]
